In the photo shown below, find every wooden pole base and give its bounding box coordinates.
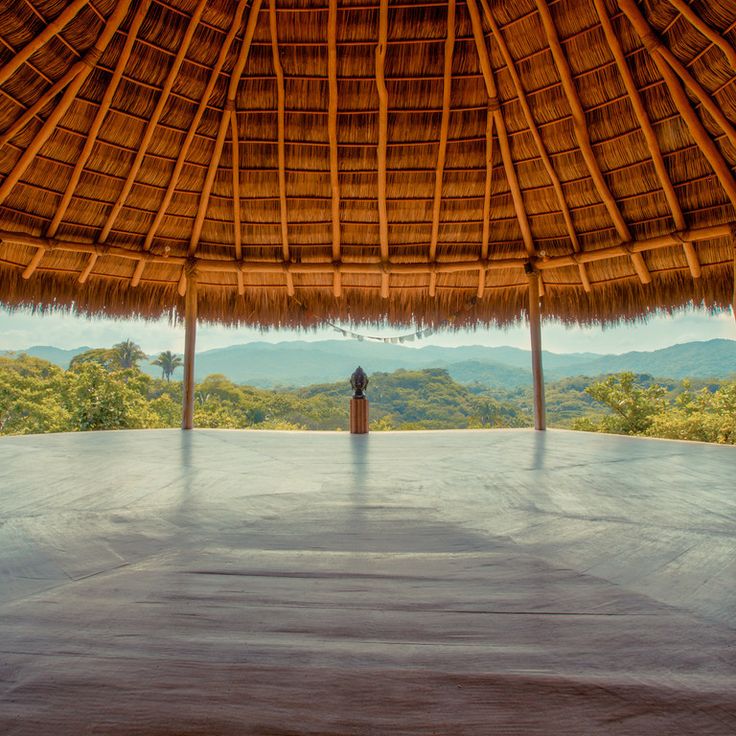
[350,398,369,434]
[527,269,546,431]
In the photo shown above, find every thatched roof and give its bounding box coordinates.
[0,0,735,328]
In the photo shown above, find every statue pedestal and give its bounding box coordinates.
[350,398,369,434]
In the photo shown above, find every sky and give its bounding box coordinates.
[1,304,734,356]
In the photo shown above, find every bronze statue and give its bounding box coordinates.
[350,366,369,399]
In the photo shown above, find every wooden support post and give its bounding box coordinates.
[526,267,546,431]
[182,273,198,430]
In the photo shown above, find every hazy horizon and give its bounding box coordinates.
[1,304,734,356]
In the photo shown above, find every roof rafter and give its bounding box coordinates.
[477,106,493,299]
[620,1,736,152]
[328,0,341,297]
[231,111,245,296]
[618,0,736,211]
[482,0,591,292]
[466,0,535,259]
[428,0,455,299]
[594,0,700,280]
[270,0,290,264]
[0,67,78,148]
[78,252,97,284]
[46,0,153,240]
[98,0,208,245]
[0,0,89,87]
[143,0,251,255]
[187,0,262,257]
[375,0,389,298]
[666,0,736,72]
[190,119,231,257]
[0,0,132,209]
[534,0,650,285]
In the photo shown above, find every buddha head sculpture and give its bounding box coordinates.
[350,366,369,399]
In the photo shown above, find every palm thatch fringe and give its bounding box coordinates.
[0,0,734,327]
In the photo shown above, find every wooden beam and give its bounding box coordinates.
[495,115,536,256]
[477,268,486,299]
[182,270,198,430]
[144,0,251,254]
[0,0,131,208]
[231,111,242,261]
[482,0,591,290]
[270,0,290,263]
[428,0,456,298]
[131,258,146,287]
[534,0,651,284]
[0,0,89,87]
[466,0,535,257]
[78,253,98,284]
[177,269,188,297]
[618,0,736,152]
[189,112,230,254]
[21,247,45,279]
[527,268,546,431]
[429,0,456,264]
[4,222,733,281]
[188,0,262,257]
[481,106,494,262]
[46,0,152,239]
[99,0,208,244]
[376,0,389,263]
[328,0,341,268]
[0,70,80,149]
[593,0,699,279]
[617,0,736,212]
[666,0,736,73]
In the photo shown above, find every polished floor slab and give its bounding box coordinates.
[0,429,735,734]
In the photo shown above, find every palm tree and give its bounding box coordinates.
[112,340,147,370]
[151,350,183,381]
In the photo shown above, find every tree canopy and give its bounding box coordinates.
[0,349,733,444]
[151,351,183,381]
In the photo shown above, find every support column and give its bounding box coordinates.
[182,272,198,430]
[526,265,546,431]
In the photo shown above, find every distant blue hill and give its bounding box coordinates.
[544,338,736,381]
[3,338,734,387]
[0,345,90,369]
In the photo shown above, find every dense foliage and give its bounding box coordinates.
[571,372,736,444]
[0,346,733,444]
[0,347,529,434]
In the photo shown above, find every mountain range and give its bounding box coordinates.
[2,338,735,388]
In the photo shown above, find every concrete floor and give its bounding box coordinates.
[0,429,735,734]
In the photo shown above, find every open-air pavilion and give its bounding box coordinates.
[0,0,735,732]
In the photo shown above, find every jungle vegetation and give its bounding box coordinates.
[0,342,733,444]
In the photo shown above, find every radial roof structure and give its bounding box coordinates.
[0,0,735,328]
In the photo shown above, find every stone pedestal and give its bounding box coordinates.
[350,398,369,434]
